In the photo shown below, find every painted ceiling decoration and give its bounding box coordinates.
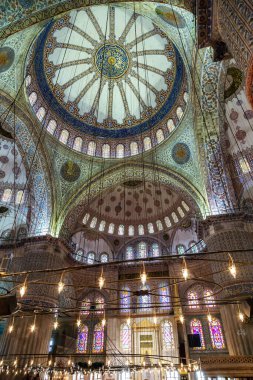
[25,4,188,158]
[224,67,243,100]
[155,5,186,28]
[0,47,15,73]
[172,142,190,164]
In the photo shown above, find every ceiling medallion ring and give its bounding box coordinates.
[95,43,130,79]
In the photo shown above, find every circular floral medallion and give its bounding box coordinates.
[172,143,190,164]
[0,47,15,73]
[60,161,81,182]
[95,44,129,78]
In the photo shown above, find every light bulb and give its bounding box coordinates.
[53,320,59,329]
[30,323,36,332]
[58,281,64,294]
[153,315,157,325]
[102,318,106,327]
[0,360,3,366]
[140,271,147,286]
[48,360,52,366]
[229,263,236,278]
[88,360,92,366]
[143,361,146,367]
[207,313,212,322]
[20,284,27,298]
[127,316,131,326]
[30,360,33,366]
[179,315,184,324]
[238,312,244,322]
[67,359,71,366]
[182,267,189,281]
[76,319,81,327]
[8,324,14,333]
[98,275,105,290]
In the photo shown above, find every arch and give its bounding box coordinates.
[116,144,124,158]
[59,129,69,144]
[47,119,57,135]
[87,141,96,156]
[190,319,205,350]
[73,137,83,152]
[36,107,46,121]
[130,141,139,156]
[143,136,152,151]
[156,129,164,143]
[102,144,110,158]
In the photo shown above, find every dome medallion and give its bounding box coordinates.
[25,5,188,158]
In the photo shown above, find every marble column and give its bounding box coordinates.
[201,214,253,355]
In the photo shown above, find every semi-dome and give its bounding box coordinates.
[25,4,188,158]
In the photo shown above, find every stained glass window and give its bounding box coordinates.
[15,190,24,204]
[90,217,97,229]
[188,291,199,309]
[204,289,215,308]
[81,298,90,315]
[47,120,57,135]
[29,92,37,106]
[156,220,163,231]
[143,137,152,151]
[126,246,134,260]
[95,297,104,314]
[239,158,251,174]
[183,92,189,103]
[139,285,151,311]
[116,144,124,158]
[128,225,134,236]
[160,284,170,310]
[172,212,178,223]
[208,318,225,349]
[156,129,164,143]
[36,107,46,121]
[92,322,104,353]
[120,288,130,312]
[118,225,124,235]
[102,144,110,158]
[138,225,144,235]
[87,141,96,156]
[100,253,109,263]
[130,142,138,156]
[59,129,69,144]
[87,252,95,264]
[120,323,131,350]
[176,106,183,119]
[147,223,154,233]
[167,119,175,133]
[25,75,31,87]
[77,325,88,353]
[82,213,90,224]
[138,242,147,258]
[152,243,160,257]
[190,319,205,350]
[177,207,185,217]
[181,201,190,212]
[164,217,171,228]
[161,320,174,350]
[2,189,12,202]
[176,245,185,255]
[73,137,83,152]
[75,249,85,263]
[99,220,106,232]
[108,223,115,234]
[189,241,198,254]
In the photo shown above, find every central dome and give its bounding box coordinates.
[25,4,188,157]
[95,44,129,78]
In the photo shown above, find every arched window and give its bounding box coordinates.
[73,137,83,152]
[95,297,104,314]
[120,288,130,312]
[176,107,183,119]
[92,322,104,353]
[2,189,12,202]
[152,243,159,257]
[128,225,134,236]
[90,217,97,229]
[118,224,124,235]
[29,92,37,106]
[161,320,174,350]
[181,201,190,212]
[75,249,85,263]
[156,220,163,231]
[190,319,205,350]
[130,142,138,156]
[139,285,151,311]
[164,217,171,228]
[171,212,178,223]
[183,92,189,103]
[36,107,46,121]
[108,223,115,234]
[81,298,90,315]
[156,129,164,143]
[87,252,95,264]
[87,141,96,156]
[120,323,131,350]
[167,119,175,132]
[138,242,147,258]
[138,224,144,235]
[160,284,170,310]
[77,325,88,353]
[208,318,225,349]
[15,190,24,204]
[25,75,31,87]
[82,213,90,224]
[47,120,57,135]
[239,157,251,174]
[176,244,185,255]
[102,144,110,158]
[177,207,185,217]
[116,144,124,158]
[147,223,154,233]
[188,291,199,309]
[99,220,106,232]
[189,241,198,254]
[204,289,215,308]
[126,246,134,260]
[143,137,152,151]
[59,129,69,144]
[100,253,109,263]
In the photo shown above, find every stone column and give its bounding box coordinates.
[201,214,253,355]
[0,237,71,378]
